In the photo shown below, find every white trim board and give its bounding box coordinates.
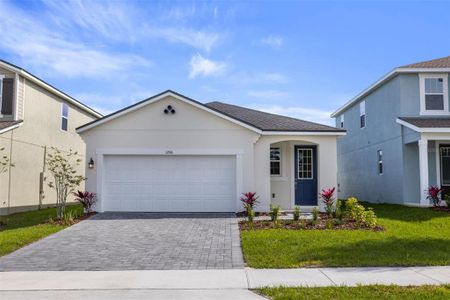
[77,91,262,134]
[77,90,345,136]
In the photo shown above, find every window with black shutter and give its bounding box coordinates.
[1,78,14,115]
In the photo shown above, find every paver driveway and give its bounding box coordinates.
[0,213,244,271]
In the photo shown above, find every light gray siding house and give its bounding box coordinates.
[332,56,450,206]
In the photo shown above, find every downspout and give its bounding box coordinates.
[7,130,14,214]
[39,145,47,210]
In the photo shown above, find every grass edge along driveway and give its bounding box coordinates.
[257,285,450,300]
[0,205,82,257]
[241,203,450,268]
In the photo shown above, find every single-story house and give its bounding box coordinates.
[76,90,345,213]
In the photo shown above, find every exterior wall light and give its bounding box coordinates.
[88,157,95,169]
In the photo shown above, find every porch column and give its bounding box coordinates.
[418,138,429,205]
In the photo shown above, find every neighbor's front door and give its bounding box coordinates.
[440,145,450,197]
[294,146,318,206]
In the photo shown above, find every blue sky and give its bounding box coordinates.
[1,0,450,124]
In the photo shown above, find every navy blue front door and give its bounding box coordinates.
[294,146,318,206]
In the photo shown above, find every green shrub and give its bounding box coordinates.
[326,219,333,229]
[312,207,319,221]
[293,206,300,221]
[335,200,344,221]
[247,207,255,223]
[270,204,280,223]
[334,218,343,226]
[345,197,378,229]
[364,208,378,229]
[299,219,307,229]
[445,194,450,208]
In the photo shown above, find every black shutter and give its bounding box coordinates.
[1,78,14,115]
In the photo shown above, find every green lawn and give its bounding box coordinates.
[258,285,450,300]
[0,205,83,257]
[241,203,450,268]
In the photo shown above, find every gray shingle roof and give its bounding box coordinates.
[206,101,343,132]
[401,56,450,69]
[0,120,23,132]
[398,117,450,128]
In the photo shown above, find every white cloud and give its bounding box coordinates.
[189,54,227,79]
[260,35,283,49]
[42,0,222,52]
[149,27,220,53]
[0,1,151,78]
[247,89,290,99]
[251,104,333,125]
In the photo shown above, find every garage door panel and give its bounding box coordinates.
[103,155,236,212]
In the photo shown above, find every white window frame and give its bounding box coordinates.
[270,147,282,176]
[419,73,449,116]
[61,103,69,131]
[360,100,366,129]
[340,114,344,128]
[0,75,4,116]
[297,148,313,180]
[377,150,383,175]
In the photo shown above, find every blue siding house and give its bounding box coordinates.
[332,56,450,206]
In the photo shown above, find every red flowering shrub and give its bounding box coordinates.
[240,192,259,211]
[73,190,97,213]
[319,187,336,216]
[426,186,443,207]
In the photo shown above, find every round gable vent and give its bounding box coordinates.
[164,105,176,114]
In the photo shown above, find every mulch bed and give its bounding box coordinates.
[236,211,287,217]
[49,212,97,226]
[239,213,384,231]
[430,206,450,213]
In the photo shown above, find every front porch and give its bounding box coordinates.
[398,118,450,205]
[253,135,339,212]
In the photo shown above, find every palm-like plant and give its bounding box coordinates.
[319,187,336,216]
[426,186,443,207]
[73,190,97,213]
[240,192,259,211]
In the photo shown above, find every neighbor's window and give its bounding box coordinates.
[420,74,448,115]
[61,103,69,131]
[0,76,14,115]
[270,147,281,176]
[340,114,344,128]
[360,100,366,128]
[377,150,383,175]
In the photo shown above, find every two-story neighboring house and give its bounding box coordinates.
[332,56,450,206]
[0,60,102,215]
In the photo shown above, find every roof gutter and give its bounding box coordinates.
[396,118,450,133]
[0,121,23,135]
[261,130,346,136]
[0,61,102,119]
[331,67,450,118]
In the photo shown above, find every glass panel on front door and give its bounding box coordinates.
[298,149,313,179]
[441,147,450,185]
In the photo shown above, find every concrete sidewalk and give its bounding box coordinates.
[1,267,450,299]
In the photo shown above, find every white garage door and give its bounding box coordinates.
[103,155,236,212]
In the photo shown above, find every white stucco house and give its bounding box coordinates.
[76,90,345,213]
